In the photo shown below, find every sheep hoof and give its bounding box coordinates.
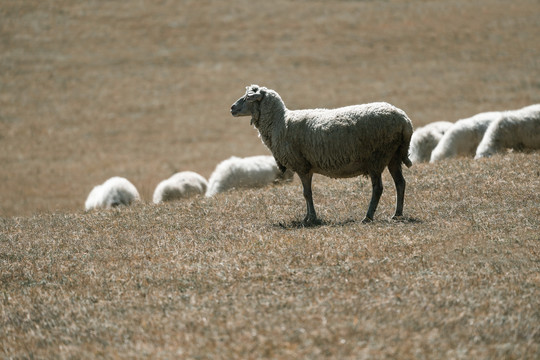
[303,217,321,227]
[361,217,373,224]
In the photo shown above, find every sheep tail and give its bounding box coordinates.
[402,153,413,168]
[400,122,413,168]
[275,157,288,174]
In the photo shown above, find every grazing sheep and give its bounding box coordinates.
[430,111,501,162]
[475,104,540,159]
[85,176,140,210]
[205,155,294,197]
[230,85,413,225]
[153,171,208,204]
[409,121,453,163]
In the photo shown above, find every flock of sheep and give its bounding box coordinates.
[84,155,294,211]
[85,85,540,224]
[410,104,540,164]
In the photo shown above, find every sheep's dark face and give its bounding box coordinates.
[230,96,252,117]
[230,85,266,118]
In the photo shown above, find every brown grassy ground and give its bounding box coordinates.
[1,153,540,359]
[1,0,540,358]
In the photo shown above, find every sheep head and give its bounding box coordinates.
[230,85,267,126]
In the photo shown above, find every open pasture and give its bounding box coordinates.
[1,0,540,358]
[1,154,540,358]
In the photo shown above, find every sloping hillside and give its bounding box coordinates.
[1,154,539,358]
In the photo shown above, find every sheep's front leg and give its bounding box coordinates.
[299,172,318,225]
[363,173,383,223]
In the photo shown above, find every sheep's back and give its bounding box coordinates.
[206,156,280,196]
[281,103,412,176]
[486,107,540,149]
[153,172,207,203]
[430,112,500,161]
[85,177,139,210]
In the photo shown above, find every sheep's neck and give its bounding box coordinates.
[255,103,286,151]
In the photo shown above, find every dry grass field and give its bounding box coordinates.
[1,0,540,358]
[1,155,540,358]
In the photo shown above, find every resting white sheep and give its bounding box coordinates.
[475,104,540,159]
[230,85,413,225]
[153,171,208,204]
[85,176,140,210]
[430,111,501,162]
[409,121,453,163]
[205,155,294,197]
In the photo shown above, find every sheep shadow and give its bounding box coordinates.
[274,218,354,229]
[273,216,422,230]
[378,216,423,225]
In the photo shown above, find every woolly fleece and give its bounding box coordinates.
[475,104,540,158]
[409,121,453,163]
[153,171,208,204]
[85,176,140,210]
[430,111,501,162]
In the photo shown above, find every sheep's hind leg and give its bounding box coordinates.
[299,172,318,225]
[388,157,406,219]
[363,173,383,223]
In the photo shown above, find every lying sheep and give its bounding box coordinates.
[475,104,540,159]
[153,171,208,204]
[205,155,294,197]
[230,85,413,225]
[430,111,501,162]
[409,121,453,163]
[85,176,140,210]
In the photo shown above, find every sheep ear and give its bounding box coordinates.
[246,85,265,102]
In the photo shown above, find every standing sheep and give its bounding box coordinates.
[205,155,294,197]
[230,85,413,225]
[85,176,140,211]
[153,171,208,204]
[409,121,453,163]
[475,104,540,159]
[429,111,501,162]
